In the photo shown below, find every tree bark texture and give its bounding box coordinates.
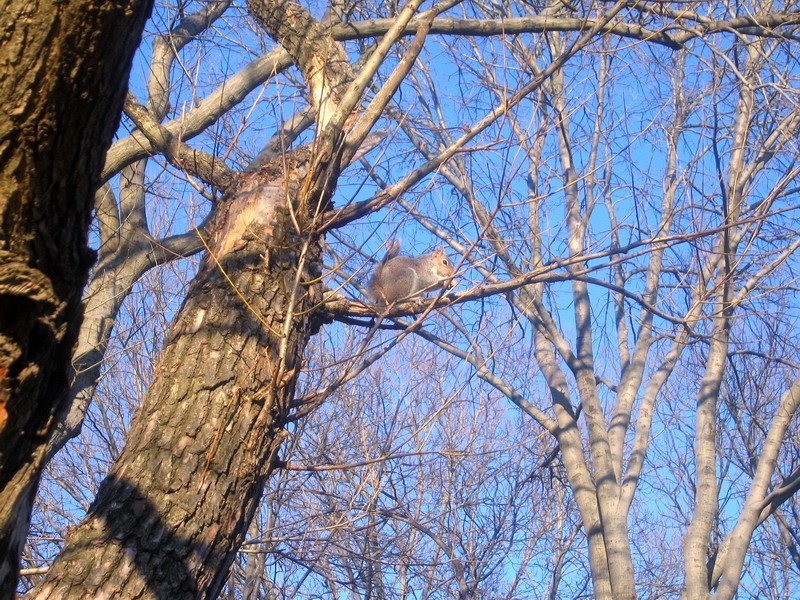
[29,147,327,599]
[0,0,152,595]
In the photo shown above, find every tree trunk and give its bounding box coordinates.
[0,1,152,595]
[28,147,327,599]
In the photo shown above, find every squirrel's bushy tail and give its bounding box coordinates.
[381,239,401,262]
[368,239,401,303]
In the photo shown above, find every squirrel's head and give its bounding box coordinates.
[430,247,454,281]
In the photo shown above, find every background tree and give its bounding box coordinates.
[17,0,800,599]
[0,0,152,595]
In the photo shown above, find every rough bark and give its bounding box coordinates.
[0,0,152,595]
[28,147,326,599]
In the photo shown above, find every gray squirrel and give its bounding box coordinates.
[368,240,454,304]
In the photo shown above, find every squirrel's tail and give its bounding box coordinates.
[382,239,401,262]
[368,239,401,303]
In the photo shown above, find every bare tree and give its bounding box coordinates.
[27,0,425,595]
[222,338,571,598]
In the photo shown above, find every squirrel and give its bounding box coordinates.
[368,240,454,304]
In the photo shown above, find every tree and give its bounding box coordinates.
[0,0,152,595]
[20,0,800,598]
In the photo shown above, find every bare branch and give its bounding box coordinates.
[123,94,236,192]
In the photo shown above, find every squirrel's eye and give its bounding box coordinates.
[442,259,449,266]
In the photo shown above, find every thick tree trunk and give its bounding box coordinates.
[0,1,152,595]
[28,147,327,599]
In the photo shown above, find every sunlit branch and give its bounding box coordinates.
[123,94,236,192]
